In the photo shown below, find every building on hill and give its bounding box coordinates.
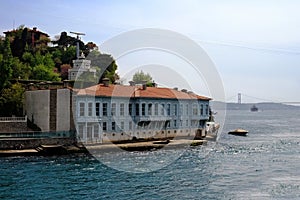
[75,80,211,143]
[4,27,49,48]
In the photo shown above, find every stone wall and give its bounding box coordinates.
[24,89,72,132]
[0,137,76,150]
[25,90,50,131]
[0,122,30,133]
[57,89,71,131]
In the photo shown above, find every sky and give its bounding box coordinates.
[1,0,300,103]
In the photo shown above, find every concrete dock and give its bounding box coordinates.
[0,138,211,157]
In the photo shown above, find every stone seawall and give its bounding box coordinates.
[0,122,31,133]
[0,137,76,150]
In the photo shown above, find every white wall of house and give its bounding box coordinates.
[75,96,210,143]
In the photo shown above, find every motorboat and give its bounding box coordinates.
[228,129,248,136]
[250,105,258,112]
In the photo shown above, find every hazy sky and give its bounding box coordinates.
[1,0,300,103]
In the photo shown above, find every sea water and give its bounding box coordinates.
[1,109,300,199]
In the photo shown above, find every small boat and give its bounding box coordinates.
[35,145,68,155]
[228,129,248,136]
[153,140,170,145]
[250,105,258,112]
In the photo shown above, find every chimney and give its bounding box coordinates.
[173,87,178,91]
[103,78,109,87]
[28,83,35,91]
[152,81,157,87]
[142,84,147,90]
[63,80,68,88]
[129,81,135,86]
[181,89,187,93]
[33,27,37,32]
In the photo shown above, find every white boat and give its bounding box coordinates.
[205,121,220,141]
[228,129,248,136]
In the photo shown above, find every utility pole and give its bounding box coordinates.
[69,31,85,59]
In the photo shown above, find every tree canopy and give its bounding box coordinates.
[132,70,153,84]
[0,25,119,116]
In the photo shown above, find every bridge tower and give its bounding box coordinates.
[238,93,242,104]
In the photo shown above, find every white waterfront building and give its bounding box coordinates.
[75,81,211,144]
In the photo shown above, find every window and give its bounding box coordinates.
[120,121,124,130]
[94,125,99,138]
[174,104,177,116]
[112,121,116,131]
[174,120,177,128]
[88,102,93,116]
[186,120,189,127]
[79,102,85,116]
[185,104,189,115]
[87,125,93,139]
[142,103,146,116]
[136,103,140,116]
[205,105,209,115]
[120,103,125,116]
[129,103,133,116]
[200,104,204,115]
[96,102,100,116]
[154,103,159,115]
[167,104,171,116]
[193,104,198,115]
[78,124,84,135]
[180,120,183,127]
[161,104,165,116]
[166,121,170,128]
[102,122,107,131]
[103,103,107,116]
[111,103,116,116]
[129,121,132,130]
[180,104,183,115]
[148,103,152,115]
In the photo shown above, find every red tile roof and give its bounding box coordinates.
[77,84,211,100]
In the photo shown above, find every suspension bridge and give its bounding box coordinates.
[226,93,300,105]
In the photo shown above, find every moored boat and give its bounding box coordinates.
[228,129,248,136]
[250,105,258,112]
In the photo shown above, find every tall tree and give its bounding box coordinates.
[0,83,25,116]
[0,38,13,90]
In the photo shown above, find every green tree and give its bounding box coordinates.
[61,46,76,64]
[22,51,35,66]
[0,83,25,116]
[32,64,60,81]
[11,57,32,79]
[0,38,13,90]
[88,50,119,83]
[132,70,153,84]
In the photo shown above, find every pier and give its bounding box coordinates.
[0,137,214,157]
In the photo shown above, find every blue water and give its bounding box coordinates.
[1,109,300,199]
